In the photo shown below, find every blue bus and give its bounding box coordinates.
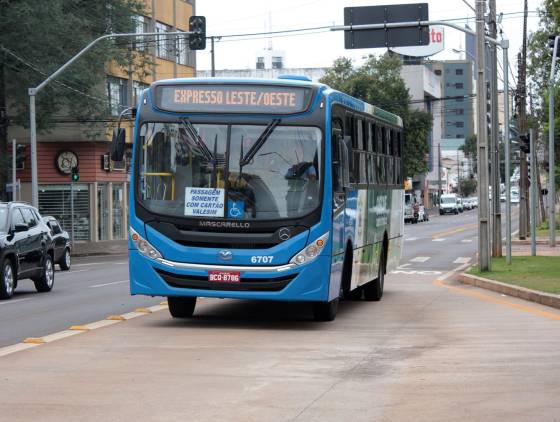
[114,76,404,321]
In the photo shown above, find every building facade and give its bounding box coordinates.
[9,0,196,242]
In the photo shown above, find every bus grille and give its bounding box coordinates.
[155,269,296,292]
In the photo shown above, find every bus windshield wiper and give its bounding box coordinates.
[240,119,281,167]
[181,118,214,162]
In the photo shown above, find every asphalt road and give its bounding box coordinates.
[1,204,558,421]
[0,205,519,348]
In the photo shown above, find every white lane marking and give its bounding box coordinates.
[437,262,472,281]
[432,238,447,242]
[405,237,419,241]
[397,263,412,269]
[453,257,472,264]
[56,269,89,276]
[410,256,430,263]
[0,343,39,357]
[0,298,32,306]
[89,280,129,288]
[73,261,127,268]
[391,270,442,275]
[461,239,473,243]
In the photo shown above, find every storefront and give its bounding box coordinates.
[16,142,128,242]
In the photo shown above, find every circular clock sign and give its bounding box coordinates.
[56,150,79,175]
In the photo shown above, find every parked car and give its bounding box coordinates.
[457,197,464,213]
[463,198,473,210]
[42,216,71,271]
[510,189,520,204]
[0,202,55,300]
[404,193,419,224]
[440,193,460,215]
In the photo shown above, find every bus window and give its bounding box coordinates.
[356,119,364,150]
[331,120,344,193]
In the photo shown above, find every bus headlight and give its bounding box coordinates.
[130,227,162,260]
[290,232,329,266]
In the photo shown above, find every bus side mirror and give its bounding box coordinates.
[111,128,126,161]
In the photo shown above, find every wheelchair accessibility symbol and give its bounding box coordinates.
[228,200,245,219]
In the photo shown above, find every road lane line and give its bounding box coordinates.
[453,257,472,264]
[0,298,32,306]
[432,223,477,239]
[405,237,419,241]
[0,343,39,357]
[410,256,430,263]
[433,264,560,321]
[432,238,446,242]
[56,269,89,275]
[89,280,129,288]
[72,261,127,268]
[461,239,473,243]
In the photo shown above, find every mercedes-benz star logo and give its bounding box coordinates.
[218,250,233,261]
[278,227,291,241]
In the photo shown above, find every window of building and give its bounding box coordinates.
[456,108,464,115]
[39,185,90,241]
[455,121,464,128]
[455,68,463,75]
[107,76,128,116]
[456,97,464,102]
[133,15,149,51]
[156,21,174,61]
[256,57,265,69]
[133,81,149,105]
[272,56,283,69]
[456,134,464,138]
[434,69,442,75]
[455,82,464,89]
[176,32,196,66]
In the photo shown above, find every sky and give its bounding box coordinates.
[196,0,543,85]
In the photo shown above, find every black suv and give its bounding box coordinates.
[0,202,55,300]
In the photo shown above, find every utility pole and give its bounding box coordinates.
[438,143,442,208]
[11,139,16,202]
[548,35,558,247]
[209,36,222,77]
[530,128,537,255]
[490,0,502,257]
[518,1,529,240]
[476,0,491,271]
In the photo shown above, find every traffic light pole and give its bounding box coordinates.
[70,179,75,243]
[549,35,558,248]
[28,30,193,207]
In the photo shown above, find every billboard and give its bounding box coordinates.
[389,26,444,57]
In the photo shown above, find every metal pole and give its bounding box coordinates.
[27,31,191,207]
[11,139,16,202]
[438,143,442,209]
[476,0,490,271]
[530,128,537,256]
[549,36,558,247]
[28,91,38,207]
[490,0,502,257]
[503,40,512,264]
[70,179,75,242]
[211,36,215,77]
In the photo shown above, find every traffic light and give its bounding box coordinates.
[15,144,27,168]
[188,16,206,50]
[548,35,560,55]
[71,166,80,182]
[519,133,530,154]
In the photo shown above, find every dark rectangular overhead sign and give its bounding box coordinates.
[344,3,429,49]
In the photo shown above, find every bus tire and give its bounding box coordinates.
[364,244,386,301]
[168,296,197,318]
[313,298,338,322]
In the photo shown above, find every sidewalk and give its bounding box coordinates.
[72,240,128,257]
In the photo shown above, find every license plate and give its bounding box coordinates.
[208,271,241,283]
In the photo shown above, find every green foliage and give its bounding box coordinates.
[320,54,432,178]
[459,178,477,197]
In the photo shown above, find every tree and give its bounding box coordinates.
[0,0,151,200]
[459,134,477,175]
[459,178,477,198]
[320,54,432,178]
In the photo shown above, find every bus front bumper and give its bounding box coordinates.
[129,250,331,302]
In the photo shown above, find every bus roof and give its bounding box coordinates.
[151,77,403,127]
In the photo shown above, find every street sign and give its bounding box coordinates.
[344,3,429,49]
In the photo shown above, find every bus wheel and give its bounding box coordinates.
[364,246,385,301]
[168,296,197,318]
[313,298,339,322]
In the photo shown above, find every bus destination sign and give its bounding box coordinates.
[156,84,312,114]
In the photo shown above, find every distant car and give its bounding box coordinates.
[470,197,478,208]
[510,190,520,204]
[500,193,506,202]
[457,197,464,213]
[440,193,460,215]
[42,216,71,271]
[463,198,472,210]
[0,202,55,300]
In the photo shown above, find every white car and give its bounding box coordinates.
[440,194,460,215]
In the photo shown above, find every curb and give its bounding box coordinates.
[511,239,552,246]
[456,273,560,310]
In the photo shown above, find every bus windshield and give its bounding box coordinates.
[138,122,322,220]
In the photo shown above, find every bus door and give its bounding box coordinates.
[331,123,350,256]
